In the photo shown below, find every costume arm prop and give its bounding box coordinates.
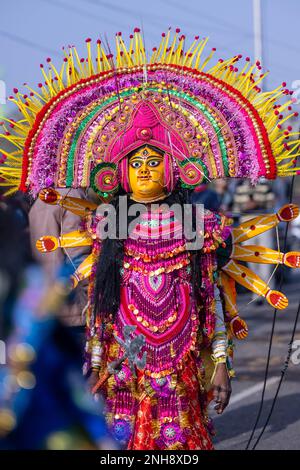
[219,204,300,312]
[39,188,97,217]
[230,244,300,267]
[232,204,299,243]
[219,272,248,340]
[36,230,92,253]
[222,259,288,309]
[70,253,95,288]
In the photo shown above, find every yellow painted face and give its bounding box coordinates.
[128,145,166,202]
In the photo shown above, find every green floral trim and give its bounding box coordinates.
[90,162,119,197]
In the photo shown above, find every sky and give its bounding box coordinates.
[0,0,300,116]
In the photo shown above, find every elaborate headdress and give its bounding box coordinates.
[1,29,299,196]
[4,30,298,345]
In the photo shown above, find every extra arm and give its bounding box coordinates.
[70,252,96,289]
[39,187,98,217]
[232,203,299,243]
[36,230,93,252]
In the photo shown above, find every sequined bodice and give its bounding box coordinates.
[115,210,199,376]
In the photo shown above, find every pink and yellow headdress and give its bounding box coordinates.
[1,29,299,196]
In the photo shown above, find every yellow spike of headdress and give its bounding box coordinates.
[0,29,299,196]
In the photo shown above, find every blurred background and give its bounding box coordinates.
[0,0,300,451]
[0,0,300,97]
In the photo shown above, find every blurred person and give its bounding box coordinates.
[0,204,113,449]
[29,188,101,348]
[0,194,31,338]
[214,179,231,213]
[192,180,232,214]
[191,181,222,211]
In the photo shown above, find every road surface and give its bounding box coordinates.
[214,272,300,450]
